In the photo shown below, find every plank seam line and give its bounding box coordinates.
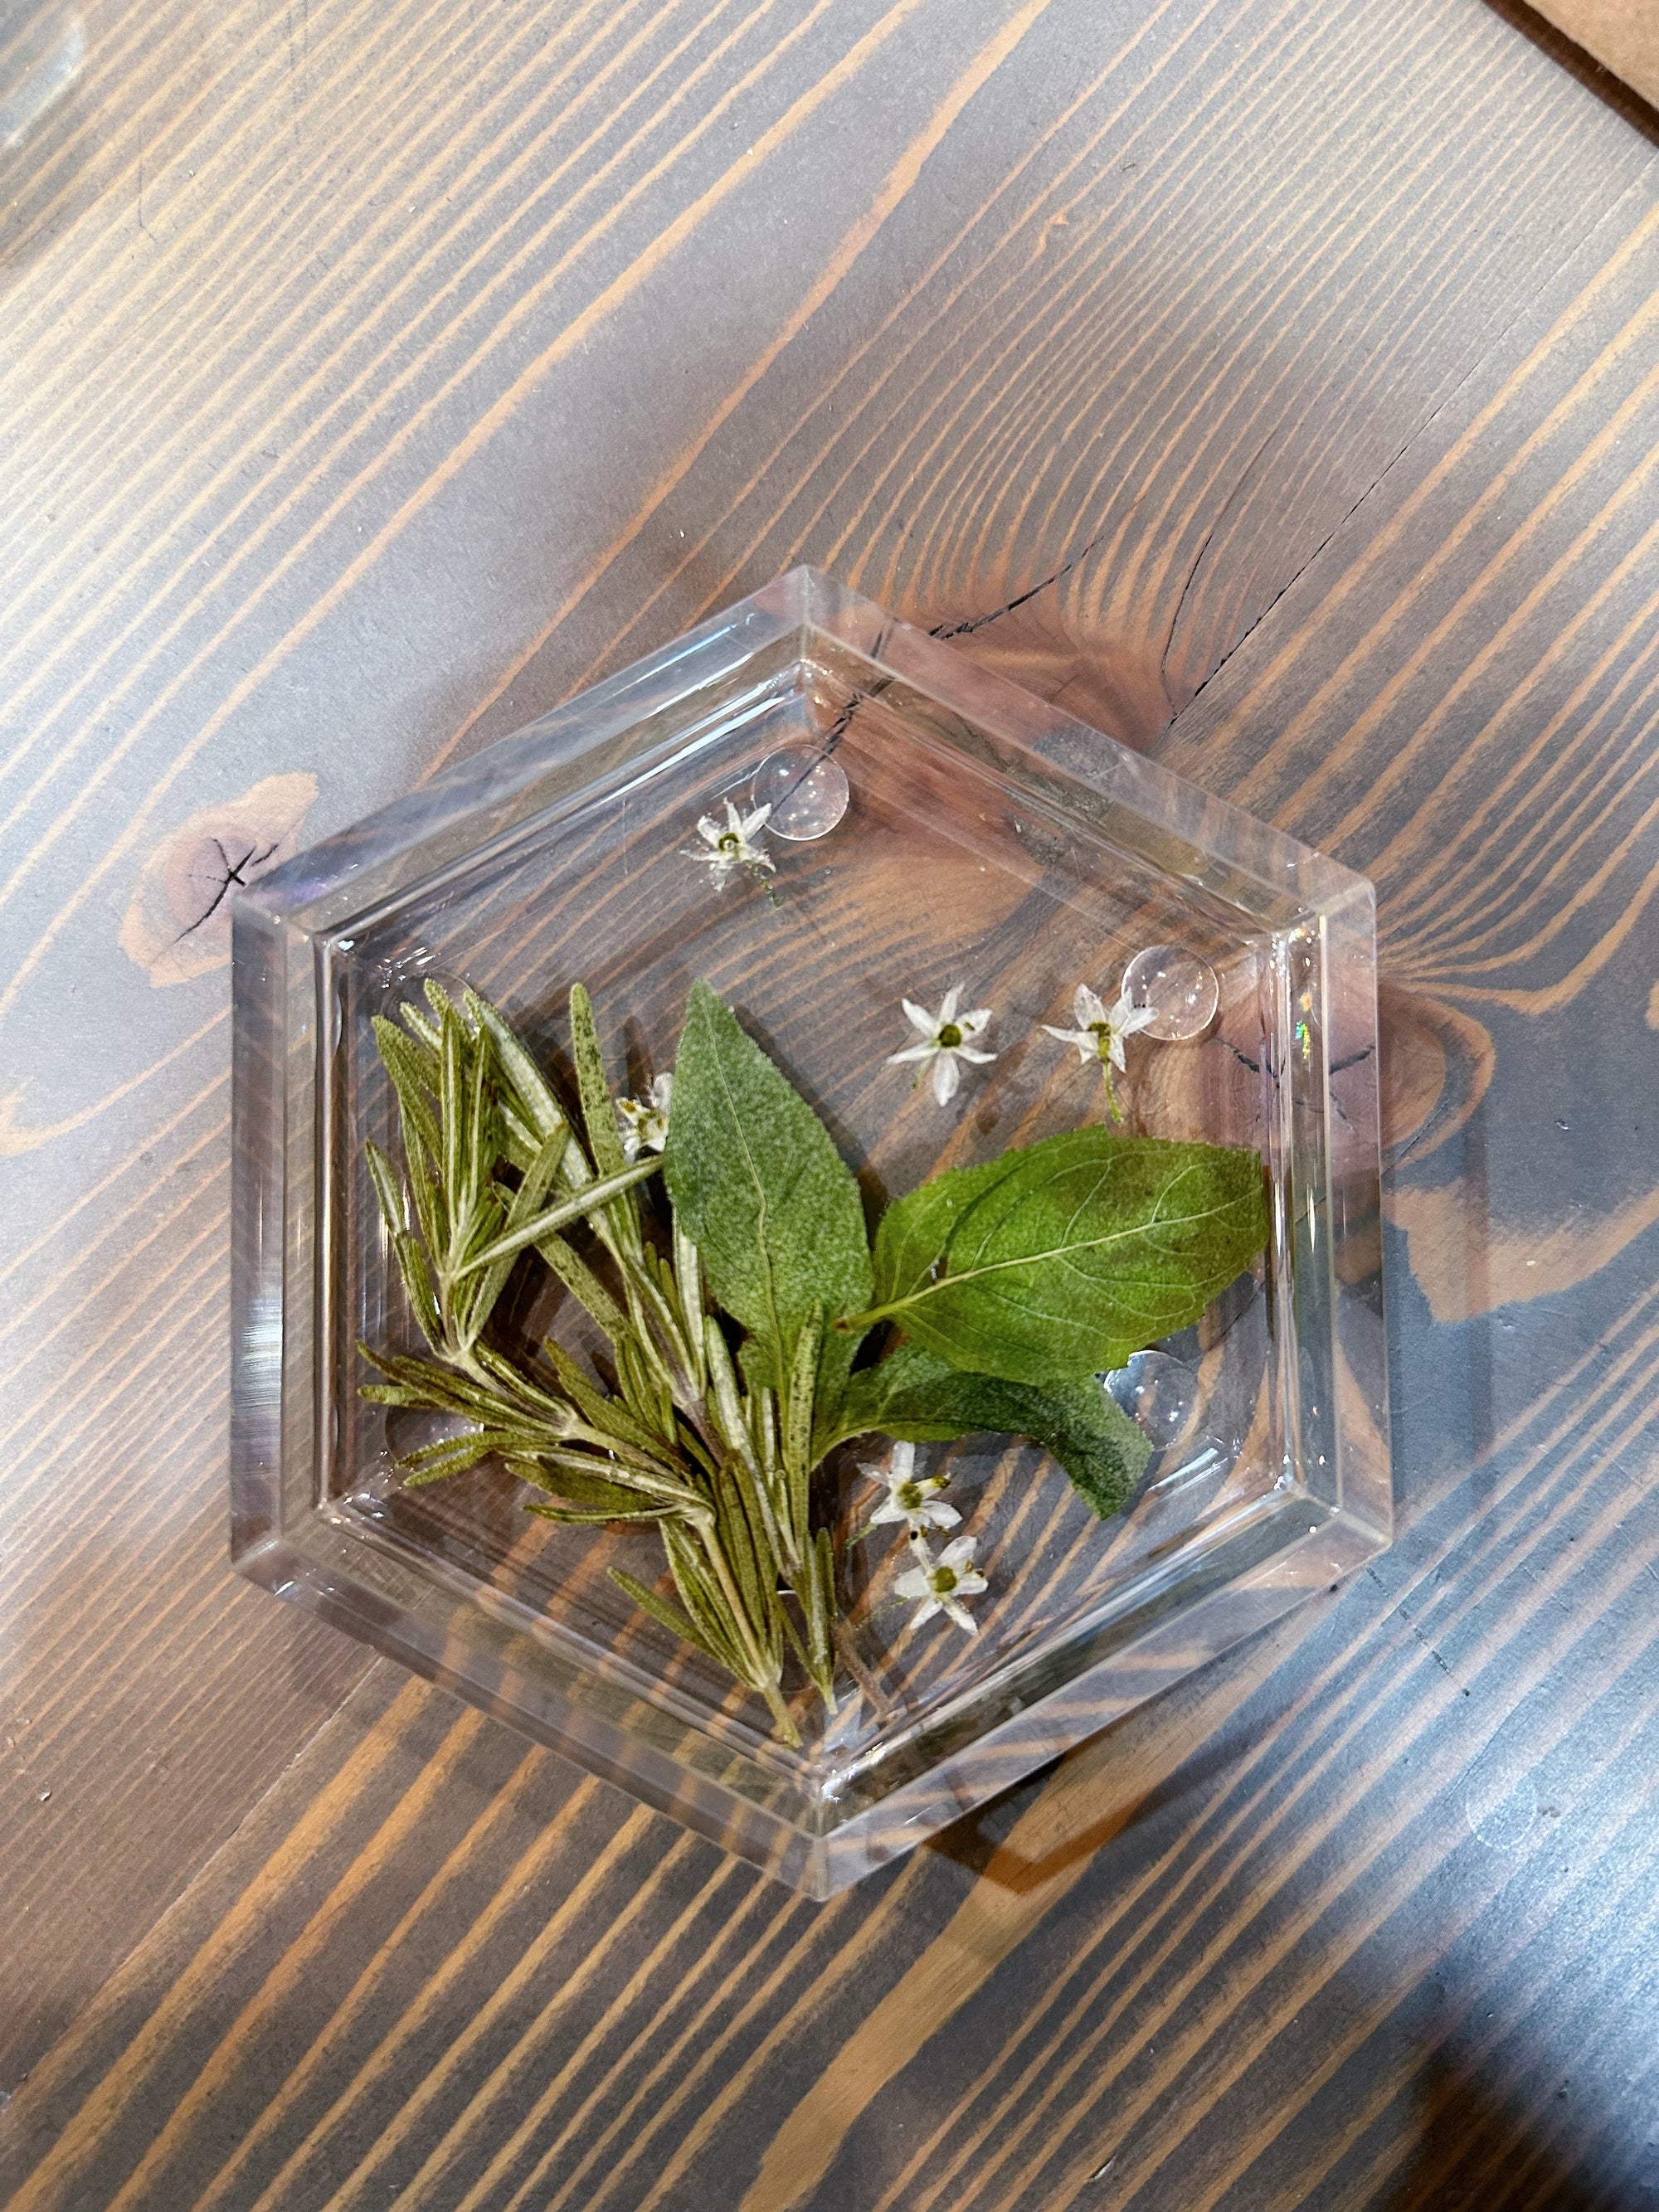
[1177,168,1659,729]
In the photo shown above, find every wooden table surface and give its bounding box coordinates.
[2,0,1657,2204]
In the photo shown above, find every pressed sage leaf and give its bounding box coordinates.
[830,1344,1153,1518]
[664,982,873,1389]
[859,1127,1267,1384]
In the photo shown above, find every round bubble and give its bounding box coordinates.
[1121,943,1219,1042]
[1104,1350,1200,1448]
[750,746,851,840]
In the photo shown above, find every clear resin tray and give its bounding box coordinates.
[230,568,1390,1896]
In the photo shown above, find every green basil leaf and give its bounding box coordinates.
[663,982,873,1405]
[830,1343,1153,1519]
[859,1127,1266,1384]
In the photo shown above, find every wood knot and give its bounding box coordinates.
[118,772,318,984]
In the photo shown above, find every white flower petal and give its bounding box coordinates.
[958,1008,992,1036]
[1117,999,1159,1036]
[911,1597,943,1627]
[953,1567,989,1594]
[922,1500,961,1529]
[696,815,722,845]
[932,1053,961,1105]
[888,1043,934,1066]
[939,984,962,1025]
[1073,983,1107,1028]
[956,1045,997,1065]
[650,1072,674,1112]
[938,1534,978,1570]
[893,1566,932,1601]
[741,803,772,837]
[870,1500,909,1526]
[890,1441,916,1480]
[1109,1030,1128,1071]
[940,1596,979,1633]
[901,998,937,1036]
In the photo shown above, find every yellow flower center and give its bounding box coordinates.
[937,1022,962,1048]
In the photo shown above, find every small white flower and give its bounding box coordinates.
[860,1440,961,1536]
[894,1534,988,1633]
[1042,980,1156,1120]
[685,799,775,884]
[615,1072,673,1160]
[888,984,996,1106]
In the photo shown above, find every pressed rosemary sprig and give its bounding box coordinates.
[359,977,1266,1742]
[361,979,836,1743]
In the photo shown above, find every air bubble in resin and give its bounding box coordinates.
[1105,1349,1200,1448]
[1121,942,1219,1042]
[750,746,850,840]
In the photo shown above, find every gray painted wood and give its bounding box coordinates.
[1,0,1655,2201]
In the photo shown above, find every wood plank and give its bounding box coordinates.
[1,0,1654,2166]
[2,11,1657,2202]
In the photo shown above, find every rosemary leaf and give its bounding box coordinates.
[673,1220,706,1393]
[465,989,572,1154]
[364,1140,406,1237]
[439,1002,465,1219]
[511,1126,572,1219]
[568,983,628,1180]
[372,1023,445,1241]
[422,975,459,1026]
[569,981,643,1262]
[397,1001,442,1057]
[401,1116,445,1265]
[401,1432,503,1485]
[611,1567,728,1667]
[661,1526,747,1677]
[539,1340,664,1456]
[451,1158,658,1279]
[535,1230,630,1344]
[710,1461,768,1634]
[806,1526,838,1704]
[464,1017,494,1213]
[783,1305,821,1544]
[703,1317,760,1479]
[392,1231,442,1349]
[528,1500,666,1526]
[512,1456,674,1515]
[372,1017,440,1130]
